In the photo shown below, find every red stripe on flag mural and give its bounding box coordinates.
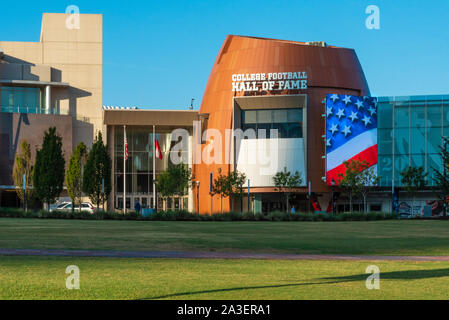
[326,144,378,186]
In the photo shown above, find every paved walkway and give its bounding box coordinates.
[1,248,449,261]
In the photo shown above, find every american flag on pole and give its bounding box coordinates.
[124,127,129,161]
[325,94,378,186]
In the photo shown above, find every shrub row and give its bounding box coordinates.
[0,207,399,221]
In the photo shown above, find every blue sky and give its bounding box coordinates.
[1,0,448,109]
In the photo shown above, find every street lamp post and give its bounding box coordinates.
[196,180,200,214]
[331,178,336,215]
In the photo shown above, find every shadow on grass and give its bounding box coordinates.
[140,268,449,300]
[139,283,325,300]
[320,268,449,283]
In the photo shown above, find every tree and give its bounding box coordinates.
[33,127,65,209]
[358,165,380,213]
[155,164,192,208]
[338,159,368,213]
[66,142,88,212]
[213,173,231,213]
[228,170,247,213]
[83,132,112,210]
[273,167,303,212]
[433,137,449,216]
[12,140,34,211]
[401,166,427,216]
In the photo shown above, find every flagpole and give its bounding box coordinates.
[123,125,126,214]
[153,125,156,210]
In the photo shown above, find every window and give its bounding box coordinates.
[394,128,409,154]
[243,110,257,123]
[411,154,425,167]
[378,155,392,186]
[428,128,443,153]
[410,103,425,128]
[133,127,150,151]
[241,108,303,139]
[378,101,393,129]
[0,86,43,113]
[427,102,442,128]
[378,129,393,155]
[377,95,449,187]
[117,197,123,210]
[394,105,409,128]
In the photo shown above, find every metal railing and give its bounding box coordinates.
[0,105,69,115]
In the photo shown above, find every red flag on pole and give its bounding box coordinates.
[155,138,162,160]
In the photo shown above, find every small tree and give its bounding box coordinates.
[338,159,367,213]
[12,140,34,210]
[33,127,65,210]
[155,164,192,209]
[358,165,380,213]
[213,173,231,213]
[66,142,87,212]
[228,170,246,213]
[83,132,112,210]
[273,167,303,212]
[433,136,449,216]
[401,166,427,216]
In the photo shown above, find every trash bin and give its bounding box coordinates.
[142,208,155,217]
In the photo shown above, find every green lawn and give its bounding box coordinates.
[1,256,449,299]
[1,218,449,255]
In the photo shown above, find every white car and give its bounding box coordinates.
[49,202,71,212]
[53,202,95,214]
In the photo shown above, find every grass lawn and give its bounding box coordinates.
[1,256,449,300]
[1,218,449,255]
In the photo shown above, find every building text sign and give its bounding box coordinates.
[232,72,307,92]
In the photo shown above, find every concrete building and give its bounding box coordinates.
[0,13,102,205]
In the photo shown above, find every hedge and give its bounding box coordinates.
[0,207,399,222]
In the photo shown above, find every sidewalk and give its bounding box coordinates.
[1,248,449,261]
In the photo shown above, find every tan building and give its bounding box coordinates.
[0,13,103,206]
[103,109,198,212]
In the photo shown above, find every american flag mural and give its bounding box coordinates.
[325,94,378,186]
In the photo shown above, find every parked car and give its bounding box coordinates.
[49,202,71,212]
[52,202,95,214]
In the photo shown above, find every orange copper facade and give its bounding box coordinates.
[194,35,370,214]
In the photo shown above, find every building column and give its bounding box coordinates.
[45,85,51,113]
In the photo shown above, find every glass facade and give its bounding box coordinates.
[0,86,44,113]
[241,108,303,138]
[377,95,449,187]
[113,125,190,210]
